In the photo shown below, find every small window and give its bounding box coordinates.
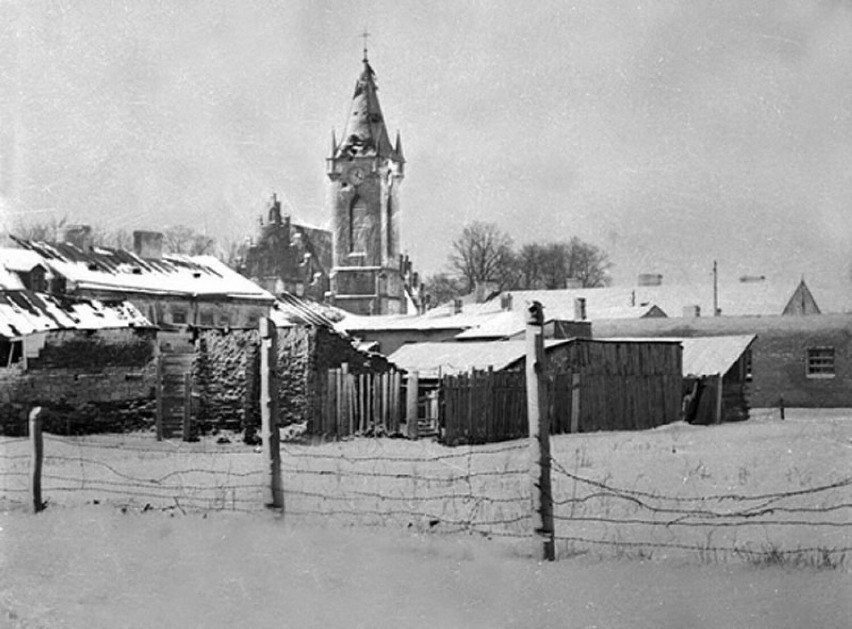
[171,310,187,325]
[199,312,214,327]
[806,347,835,378]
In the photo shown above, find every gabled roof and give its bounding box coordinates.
[0,290,152,339]
[10,241,274,302]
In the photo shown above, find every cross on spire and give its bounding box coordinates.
[361,28,370,62]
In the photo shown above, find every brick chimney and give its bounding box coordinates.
[61,224,93,251]
[574,297,587,321]
[474,280,498,303]
[133,231,164,259]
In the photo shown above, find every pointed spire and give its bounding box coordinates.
[335,58,395,159]
[330,128,337,156]
[394,130,403,159]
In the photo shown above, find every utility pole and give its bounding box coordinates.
[525,301,555,561]
[713,260,720,317]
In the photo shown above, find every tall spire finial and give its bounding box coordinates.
[361,28,370,62]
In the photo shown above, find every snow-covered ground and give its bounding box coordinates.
[1,408,850,628]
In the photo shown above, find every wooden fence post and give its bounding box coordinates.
[525,301,555,561]
[30,407,44,513]
[155,355,164,441]
[406,371,419,439]
[715,373,724,425]
[570,373,581,434]
[182,373,192,442]
[260,318,283,511]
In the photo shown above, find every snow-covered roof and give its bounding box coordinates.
[610,335,756,378]
[0,290,152,338]
[388,340,573,377]
[496,277,852,318]
[10,241,274,302]
[680,335,755,378]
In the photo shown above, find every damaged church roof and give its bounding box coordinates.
[9,241,274,302]
[0,290,152,339]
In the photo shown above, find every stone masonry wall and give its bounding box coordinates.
[193,329,260,434]
[0,328,158,435]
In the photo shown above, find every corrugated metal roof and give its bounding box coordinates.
[11,241,274,302]
[0,290,152,338]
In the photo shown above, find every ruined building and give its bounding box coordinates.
[326,53,424,315]
[242,194,332,302]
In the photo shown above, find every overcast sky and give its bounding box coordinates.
[1,0,851,288]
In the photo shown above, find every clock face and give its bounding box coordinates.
[347,167,365,185]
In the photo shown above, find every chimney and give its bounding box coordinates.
[452,298,463,315]
[133,231,164,259]
[500,293,513,311]
[683,305,701,318]
[474,279,498,303]
[638,273,663,287]
[574,297,587,321]
[61,224,93,251]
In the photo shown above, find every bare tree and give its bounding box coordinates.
[514,238,611,289]
[423,272,465,307]
[448,221,515,292]
[566,237,612,287]
[11,215,68,242]
[163,225,216,255]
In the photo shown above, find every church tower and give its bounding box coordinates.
[326,52,406,315]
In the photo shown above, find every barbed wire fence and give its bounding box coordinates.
[2,420,851,565]
[548,455,852,563]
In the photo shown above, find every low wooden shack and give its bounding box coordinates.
[390,338,683,444]
[678,335,756,424]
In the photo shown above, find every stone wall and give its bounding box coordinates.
[0,328,158,435]
[193,329,259,434]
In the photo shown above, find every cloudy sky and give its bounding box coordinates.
[1,0,851,287]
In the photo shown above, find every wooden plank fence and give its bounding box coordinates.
[316,366,406,438]
[442,368,682,445]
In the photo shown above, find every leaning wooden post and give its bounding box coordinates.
[525,301,555,561]
[260,318,284,511]
[30,407,45,513]
[406,370,419,439]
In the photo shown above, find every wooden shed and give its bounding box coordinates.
[390,338,684,444]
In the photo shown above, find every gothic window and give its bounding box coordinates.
[349,196,369,254]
